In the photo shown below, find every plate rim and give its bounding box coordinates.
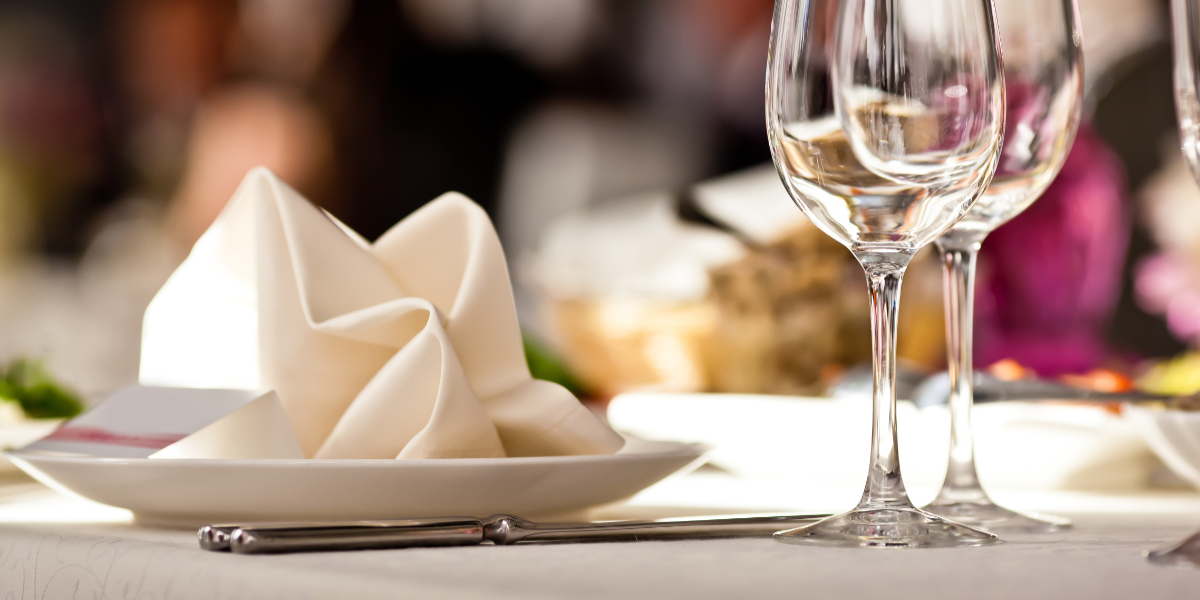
[2,440,709,468]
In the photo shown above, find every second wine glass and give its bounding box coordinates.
[1145,0,1200,568]
[767,0,1005,547]
[920,0,1083,533]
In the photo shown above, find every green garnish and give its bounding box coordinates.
[0,358,84,419]
[523,334,589,398]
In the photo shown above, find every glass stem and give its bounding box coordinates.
[854,251,915,510]
[933,230,990,505]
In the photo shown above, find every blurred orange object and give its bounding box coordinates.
[988,358,1135,393]
[1059,369,1135,393]
[986,358,1035,381]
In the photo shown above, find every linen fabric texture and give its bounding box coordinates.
[140,167,624,459]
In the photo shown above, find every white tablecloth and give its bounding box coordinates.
[2,471,1199,599]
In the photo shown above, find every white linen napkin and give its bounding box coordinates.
[139,167,624,459]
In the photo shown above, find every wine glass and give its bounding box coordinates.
[1177,0,1200,182]
[920,0,1083,533]
[766,0,1005,547]
[1147,0,1200,568]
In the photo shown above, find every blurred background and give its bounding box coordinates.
[0,0,1194,403]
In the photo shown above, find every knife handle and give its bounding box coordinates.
[231,522,484,554]
[198,518,486,554]
[200,517,484,552]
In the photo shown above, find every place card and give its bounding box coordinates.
[22,385,304,459]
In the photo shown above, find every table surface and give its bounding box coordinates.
[2,471,1199,600]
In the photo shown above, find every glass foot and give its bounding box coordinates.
[922,500,1070,533]
[1147,530,1200,568]
[774,506,998,548]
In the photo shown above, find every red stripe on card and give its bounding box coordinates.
[44,426,188,449]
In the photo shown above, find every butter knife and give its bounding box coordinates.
[199,513,829,554]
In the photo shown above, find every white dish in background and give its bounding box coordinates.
[0,420,62,473]
[1125,405,1200,490]
[609,393,1157,492]
[4,437,705,528]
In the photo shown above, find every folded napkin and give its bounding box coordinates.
[139,167,624,459]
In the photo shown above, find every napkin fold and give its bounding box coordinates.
[140,167,624,459]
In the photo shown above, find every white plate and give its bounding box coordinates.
[1125,405,1200,490]
[610,393,1156,491]
[4,437,706,528]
